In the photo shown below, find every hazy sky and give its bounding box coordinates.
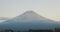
[0,0,60,21]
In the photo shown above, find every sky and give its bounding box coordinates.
[0,0,60,21]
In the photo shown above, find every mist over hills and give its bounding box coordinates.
[0,11,60,31]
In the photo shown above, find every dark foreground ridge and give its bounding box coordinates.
[0,28,60,32]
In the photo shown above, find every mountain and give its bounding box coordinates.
[0,11,60,31]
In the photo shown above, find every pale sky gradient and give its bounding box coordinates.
[0,0,60,21]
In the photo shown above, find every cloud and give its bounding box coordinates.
[0,17,9,20]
